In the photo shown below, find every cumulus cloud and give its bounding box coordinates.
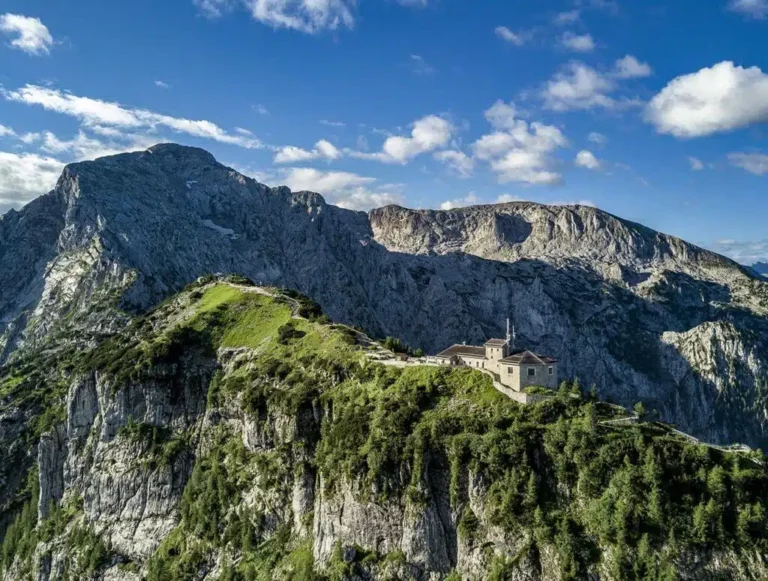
[495,26,529,46]
[0,151,64,205]
[543,62,616,111]
[728,152,768,175]
[440,193,480,211]
[542,58,649,111]
[3,84,263,149]
[472,99,567,185]
[728,0,768,19]
[253,104,269,115]
[560,32,596,52]
[276,167,403,210]
[243,0,354,33]
[434,150,474,177]
[273,139,341,163]
[613,55,652,79]
[646,61,768,138]
[0,13,53,55]
[349,115,454,164]
[574,149,601,170]
[155,80,171,89]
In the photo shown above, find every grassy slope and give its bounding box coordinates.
[2,281,768,580]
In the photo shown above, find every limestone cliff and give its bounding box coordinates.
[2,282,767,580]
[2,144,768,451]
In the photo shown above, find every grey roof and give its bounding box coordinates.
[484,338,508,346]
[499,350,557,365]
[435,344,486,359]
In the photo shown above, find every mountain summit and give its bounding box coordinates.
[2,143,768,447]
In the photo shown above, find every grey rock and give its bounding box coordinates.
[1,143,767,451]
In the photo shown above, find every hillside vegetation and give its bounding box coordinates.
[1,279,767,580]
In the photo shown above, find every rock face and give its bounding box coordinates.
[2,143,768,448]
[2,282,768,581]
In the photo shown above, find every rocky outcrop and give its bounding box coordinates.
[1,143,768,449]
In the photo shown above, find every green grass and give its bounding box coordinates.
[188,286,294,349]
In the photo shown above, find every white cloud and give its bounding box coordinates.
[560,32,596,53]
[484,100,519,131]
[434,150,474,177]
[440,193,480,210]
[408,54,435,76]
[349,115,454,164]
[243,0,355,33]
[235,127,253,135]
[276,167,403,210]
[613,55,652,79]
[495,26,529,46]
[273,139,341,163]
[0,151,64,205]
[0,13,53,55]
[554,10,581,25]
[711,238,768,264]
[279,167,373,192]
[253,104,269,115]
[0,125,15,137]
[728,0,768,19]
[194,0,234,18]
[688,156,705,171]
[496,193,526,203]
[574,149,601,170]
[39,130,156,161]
[549,198,597,207]
[646,61,768,138]
[588,131,607,145]
[155,80,171,89]
[3,84,263,149]
[728,152,768,175]
[542,62,616,111]
[473,100,568,185]
[19,132,41,144]
[542,58,651,111]
[320,119,346,127]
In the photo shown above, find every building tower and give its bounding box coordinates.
[506,317,516,351]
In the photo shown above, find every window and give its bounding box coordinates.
[548,366,554,376]
[527,368,536,377]
[507,367,513,375]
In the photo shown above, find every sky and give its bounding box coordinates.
[0,0,767,264]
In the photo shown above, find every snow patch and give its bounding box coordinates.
[202,219,238,239]
[186,180,198,190]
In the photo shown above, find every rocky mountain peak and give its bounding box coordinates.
[1,143,768,450]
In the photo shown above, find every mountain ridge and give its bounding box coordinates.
[2,143,768,449]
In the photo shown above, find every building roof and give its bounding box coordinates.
[435,344,487,359]
[484,338,508,347]
[499,350,558,365]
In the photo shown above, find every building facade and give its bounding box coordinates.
[435,324,558,392]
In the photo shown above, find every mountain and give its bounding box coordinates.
[750,262,768,277]
[2,280,767,580]
[2,143,768,450]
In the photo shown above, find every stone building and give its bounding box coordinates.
[435,321,558,392]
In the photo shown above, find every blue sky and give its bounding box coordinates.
[1,0,767,263]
